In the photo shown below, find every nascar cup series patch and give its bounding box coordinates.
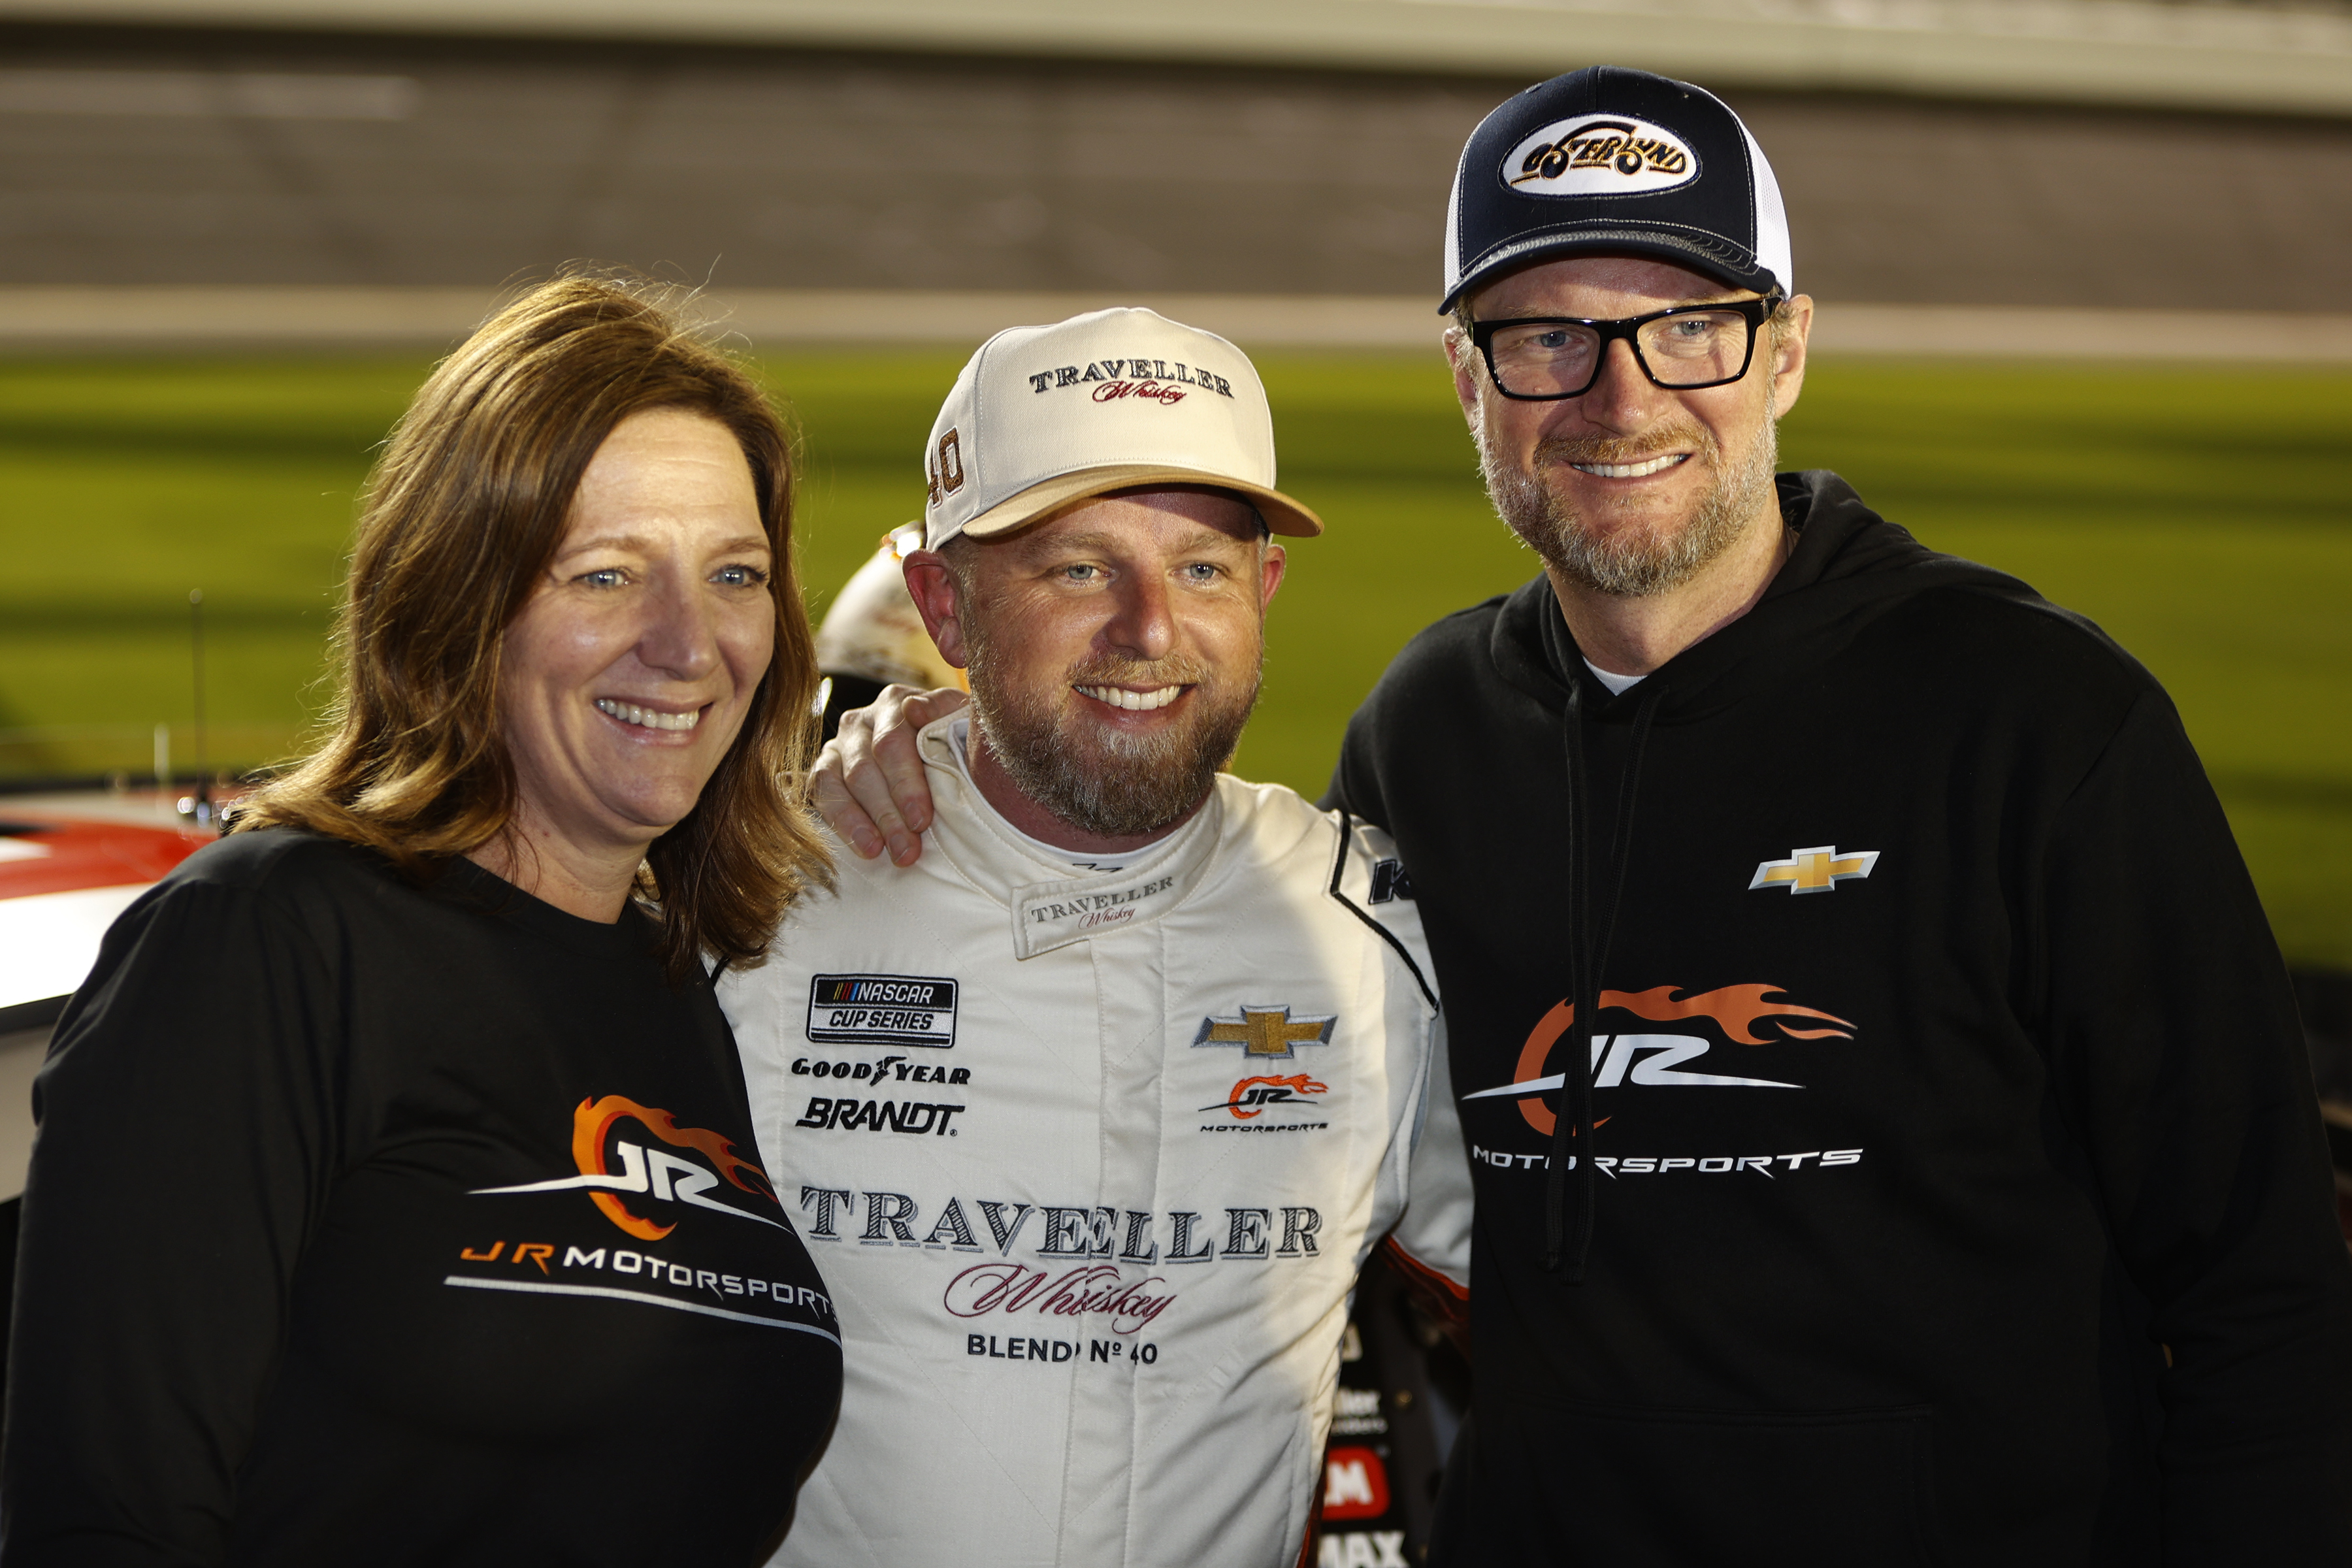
[1503,114,1700,196]
[806,973,959,1048]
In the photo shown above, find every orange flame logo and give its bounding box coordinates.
[1509,985,1856,1135]
[1224,1073,1327,1120]
[570,1095,776,1241]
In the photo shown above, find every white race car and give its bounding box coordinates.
[0,793,216,1195]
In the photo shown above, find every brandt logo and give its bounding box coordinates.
[1502,114,1699,197]
[794,1096,966,1135]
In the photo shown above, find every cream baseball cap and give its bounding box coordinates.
[919,306,1322,549]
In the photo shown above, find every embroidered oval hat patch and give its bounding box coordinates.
[1503,114,1701,197]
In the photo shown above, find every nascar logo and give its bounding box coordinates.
[806,972,958,1047]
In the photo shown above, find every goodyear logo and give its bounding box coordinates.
[1503,114,1700,197]
[806,973,958,1048]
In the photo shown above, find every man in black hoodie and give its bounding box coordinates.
[812,66,2351,1565]
[1338,65,2351,1565]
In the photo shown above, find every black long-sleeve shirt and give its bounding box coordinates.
[2,829,840,1567]
[1333,472,2352,1564]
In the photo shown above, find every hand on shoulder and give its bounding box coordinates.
[813,684,967,865]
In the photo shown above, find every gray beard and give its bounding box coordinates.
[1480,408,1781,598]
[962,625,1261,841]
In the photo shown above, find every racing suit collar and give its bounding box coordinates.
[914,715,1227,959]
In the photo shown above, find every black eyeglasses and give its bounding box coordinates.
[1469,296,1781,400]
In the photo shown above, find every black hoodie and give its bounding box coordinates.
[1330,472,2351,1565]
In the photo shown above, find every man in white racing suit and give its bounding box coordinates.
[720,307,1471,1568]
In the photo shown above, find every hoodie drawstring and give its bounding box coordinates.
[1543,677,1664,1279]
[1542,678,1592,1277]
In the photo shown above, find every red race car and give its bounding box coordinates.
[0,793,220,1213]
[0,793,216,1032]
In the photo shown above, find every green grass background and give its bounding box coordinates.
[2,351,2347,968]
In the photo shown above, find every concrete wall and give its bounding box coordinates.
[0,25,2346,308]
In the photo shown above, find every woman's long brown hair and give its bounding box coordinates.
[236,272,830,981]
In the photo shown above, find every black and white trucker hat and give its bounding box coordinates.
[1441,66,1793,314]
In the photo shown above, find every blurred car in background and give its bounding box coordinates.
[0,788,221,1406]
[0,791,218,1196]
[1,791,214,1026]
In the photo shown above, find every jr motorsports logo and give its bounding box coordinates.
[1200,1072,1328,1130]
[1192,1003,1339,1128]
[1466,985,1856,1135]
[470,1096,786,1240]
[1503,114,1699,197]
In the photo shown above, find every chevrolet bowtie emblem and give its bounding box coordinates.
[1750,845,1880,894]
[1192,1004,1337,1058]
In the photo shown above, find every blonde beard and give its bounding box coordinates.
[960,626,1262,841]
[1480,408,1782,599]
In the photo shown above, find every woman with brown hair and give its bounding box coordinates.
[1,276,841,1566]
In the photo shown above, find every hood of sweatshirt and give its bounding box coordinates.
[1488,470,2051,724]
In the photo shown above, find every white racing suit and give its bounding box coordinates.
[721,719,1473,1568]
